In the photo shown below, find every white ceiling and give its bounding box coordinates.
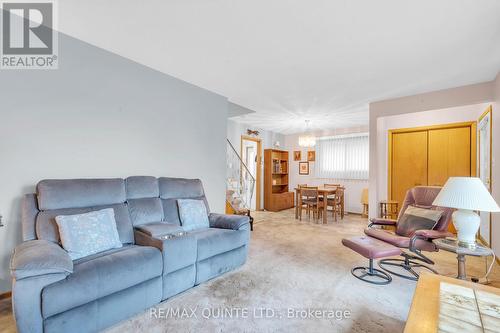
[58,0,500,134]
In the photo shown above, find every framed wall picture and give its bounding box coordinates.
[307,150,315,162]
[294,150,301,161]
[299,162,309,175]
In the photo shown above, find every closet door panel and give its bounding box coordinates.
[391,131,428,210]
[428,127,471,187]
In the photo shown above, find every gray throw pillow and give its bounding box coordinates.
[55,208,122,260]
[177,199,209,231]
[396,206,443,237]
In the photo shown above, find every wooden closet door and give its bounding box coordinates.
[428,127,471,187]
[391,131,428,210]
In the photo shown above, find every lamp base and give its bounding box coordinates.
[457,240,477,250]
[452,209,480,249]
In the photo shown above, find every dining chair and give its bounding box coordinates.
[327,186,345,221]
[323,184,339,214]
[299,186,323,222]
[323,183,340,201]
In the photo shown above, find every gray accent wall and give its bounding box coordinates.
[0,32,228,292]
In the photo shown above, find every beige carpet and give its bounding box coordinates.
[106,209,500,333]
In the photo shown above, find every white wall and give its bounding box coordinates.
[369,81,494,219]
[369,79,499,257]
[376,103,490,206]
[227,119,285,209]
[0,32,228,293]
[285,126,369,214]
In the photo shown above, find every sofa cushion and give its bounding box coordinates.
[161,199,182,225]
[55,208,123,260]
[125,176,159,199]
[159,178,205,200]
[190,228,248,261]
[177,199,209,231]
[158,177,209,226]
[128,198,164,226]
[36,203,134,245]
[41,245,162,318]
[37,179,126,210]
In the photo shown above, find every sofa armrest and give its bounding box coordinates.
[11,240,73,280]
[11,240,72,333]
[368,218,397,227]
[134,230,197,277]
[134,222,184,238]
[209,213,250,230]
[413,229,454,240]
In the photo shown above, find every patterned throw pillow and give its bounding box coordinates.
[396,206,443,237]
[177,199,209,231]
[55,208,122,260]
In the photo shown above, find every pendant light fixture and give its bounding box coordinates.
[298,120,316,147]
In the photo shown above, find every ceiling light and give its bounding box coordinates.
[298,120,316,147]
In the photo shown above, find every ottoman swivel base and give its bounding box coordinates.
[351,259,392,285]
[342,236,402,285]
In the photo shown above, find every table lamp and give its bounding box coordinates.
[432,177,500,249]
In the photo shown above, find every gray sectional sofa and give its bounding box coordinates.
[10,176,250,333]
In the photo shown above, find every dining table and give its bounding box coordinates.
[294,186,338,224]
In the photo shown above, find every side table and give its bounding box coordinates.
[433,238,494,280]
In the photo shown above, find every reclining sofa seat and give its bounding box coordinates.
[11,176,250,333]
[127,176,251,297]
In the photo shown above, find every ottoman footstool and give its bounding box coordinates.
[342,236,402,285]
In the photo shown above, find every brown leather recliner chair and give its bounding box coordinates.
[365,186,454,280]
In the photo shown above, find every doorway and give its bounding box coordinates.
[478,106,492,246]
[241,136,262,211]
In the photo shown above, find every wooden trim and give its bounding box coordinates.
[0,291,11,300]
[470,121,477,177]
[477,234,489,247]
[478,105,493,246]
[388,121,477,202]
[387,130,393,206]
[388,121,477,134]
[240,135,262,211]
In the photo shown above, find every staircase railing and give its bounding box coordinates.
[226,139,256,213]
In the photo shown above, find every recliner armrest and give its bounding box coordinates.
[413,229,453,239]
[10,240,73,280]
[209,213,249,230]
[368,218,397,227]
[10,240,72,333]
[134,222,184,238]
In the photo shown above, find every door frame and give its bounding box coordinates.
[388,121,477,203]
[478,105,493,246]
[240,135,262,211]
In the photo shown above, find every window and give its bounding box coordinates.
[316,133,369,180]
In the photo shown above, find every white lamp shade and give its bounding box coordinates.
[432,177,500,212]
